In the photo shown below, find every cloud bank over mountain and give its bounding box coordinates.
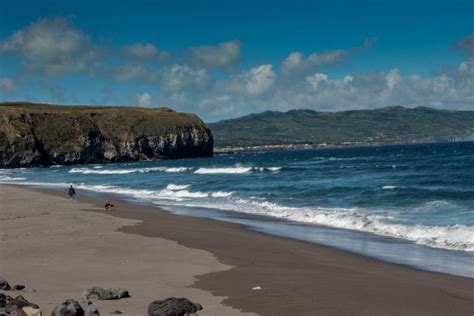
[1,16,472,121]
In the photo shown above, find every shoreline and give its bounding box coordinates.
[3,184,472,315]
[213,139,473,155]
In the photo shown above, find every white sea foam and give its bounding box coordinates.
[194,166,281,174]
[164,167,191,173]
[194,167,252,174]
[187,198,474,252]
[166,184,191,190]
[68,183,234,202]
[1,177,471,252]
[382,185,398,190]
[68,166,192,175]
[0,176,27,181]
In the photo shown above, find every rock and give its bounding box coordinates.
[86,307,100,316]
[147,297,203,316]
[12,284,26,291]
[110,311,123,314]
[5,295,40,316]
[82,287,130,300]
[0,278,11,290]
[0,293,7,308]
[0,103,213,168]
[80,298,92,306]
[51,299,85,316]
[22,306,42,316]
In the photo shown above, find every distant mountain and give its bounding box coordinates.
[209,106,474,147]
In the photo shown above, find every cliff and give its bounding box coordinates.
[0,102,213,168]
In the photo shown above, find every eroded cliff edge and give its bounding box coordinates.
[0,102,213,168]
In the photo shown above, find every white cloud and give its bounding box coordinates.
[281,50,348,77]
[185,40,241,69]
[123,43,169,61]
[160,64,211,92]
[386,69,401,90]
[306,73,328,91]
[226,64,276,96]
[135,92,152,107]
[0,17,103,75]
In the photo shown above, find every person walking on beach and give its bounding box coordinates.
[67,185,76,201]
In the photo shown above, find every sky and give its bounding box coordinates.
[0,0,473,122]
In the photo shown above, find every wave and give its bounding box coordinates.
[382,185,398,190]
[0,176,27,181]
[194,166,281,174]
[68,167,192,175]
[183,198,474,252]
[71,183,234,202]
[166,184,190,190]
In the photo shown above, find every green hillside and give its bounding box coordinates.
[209,106,474,147]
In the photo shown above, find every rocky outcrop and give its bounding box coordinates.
[82,287,130,300]
[0,102,213,168]
[147,297,202,316]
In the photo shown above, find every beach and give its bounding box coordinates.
[0,183,472,315]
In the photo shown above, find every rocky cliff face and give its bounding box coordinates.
[0,103,213,168]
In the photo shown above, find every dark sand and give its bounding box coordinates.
[43,187,473,316]
[5,185,473,315]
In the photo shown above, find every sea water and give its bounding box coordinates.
[1,142,473,277]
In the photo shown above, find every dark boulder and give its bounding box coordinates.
[0,278,11,290]
[12,284,26,291]
[4,295,40,315]
[0,293,7,308]
[110,311,123,314]
[147,297,203,316]
[51,299,85,316]
[82,287,130,300]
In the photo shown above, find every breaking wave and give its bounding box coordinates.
[194,166,281,174]
[68,167,192,175]
[180,198,474,252]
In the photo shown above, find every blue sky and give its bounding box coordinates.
[0,0,473,121]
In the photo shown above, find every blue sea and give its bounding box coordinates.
[1,142,473,277]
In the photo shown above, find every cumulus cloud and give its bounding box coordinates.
[226,64,276,96]
[0,17,103,75]
[281,50,349,77]
[280,37,376,78]
[0,77,16,95]
[134,92,152,107]
[306,73,328,91]
[123,43,170,61]
[185,40,241,69]
[160,64,211,92]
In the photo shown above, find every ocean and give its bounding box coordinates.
[1,141,473,277]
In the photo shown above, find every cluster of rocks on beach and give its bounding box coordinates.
[0,278,203,316]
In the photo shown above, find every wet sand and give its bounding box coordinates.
[1,184,473,315]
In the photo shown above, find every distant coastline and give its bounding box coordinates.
[214,136,473,154]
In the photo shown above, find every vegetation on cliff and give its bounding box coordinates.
[0,102,213,167]
[209,106,474,147]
